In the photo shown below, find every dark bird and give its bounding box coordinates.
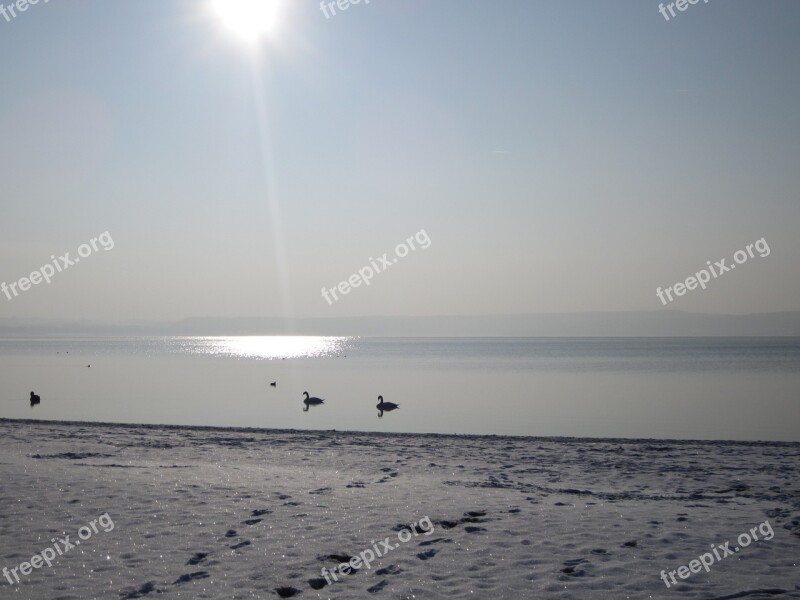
[376,395,399,418]
[29,391,41,408]
[270,381,276,387]
[302,391,325,411]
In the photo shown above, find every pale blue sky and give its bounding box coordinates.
[0,0,798,322]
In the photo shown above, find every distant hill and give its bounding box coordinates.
[0,311,799,337]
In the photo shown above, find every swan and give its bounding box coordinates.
[29,391,40,407]
[270,381,276,387]
[302,391,325,411]
[376,395,399,417]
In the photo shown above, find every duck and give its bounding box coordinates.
[376,395,399,417]
[302,391,325,411]
[270,381,276,387]
[29,391,41,407]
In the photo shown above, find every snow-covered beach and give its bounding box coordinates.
[3,0,800,598]
[1,418,798,599]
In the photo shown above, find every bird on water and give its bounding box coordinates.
[302,391,325,411]
[376,395,399,417]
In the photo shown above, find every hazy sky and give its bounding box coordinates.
[0,0,798,322]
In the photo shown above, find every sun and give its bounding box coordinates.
[211,0,282,43]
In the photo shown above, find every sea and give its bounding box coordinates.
[1,336,798,441]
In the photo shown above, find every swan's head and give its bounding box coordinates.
[302,391,309,399]
[377,395,383,401]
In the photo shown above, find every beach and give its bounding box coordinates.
[3,0,800,597]
[1,418,798,599]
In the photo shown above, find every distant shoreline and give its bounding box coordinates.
[2,310,799,337]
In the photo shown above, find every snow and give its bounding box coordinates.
[1,419,798,599]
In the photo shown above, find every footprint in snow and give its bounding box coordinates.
[275,586,301,598]
[375,564,402,576]
[319,553,356,565]
[561,558,588,577]
[461,516,490,524]
[120,581,159,599]
[418,537,453,547]
[563,558,587,566]
[186,552,208,565]
[173,571,210,585]
[367,580,389,593]
[308,577,328,590]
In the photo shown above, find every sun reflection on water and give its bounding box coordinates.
[190,336,351,360]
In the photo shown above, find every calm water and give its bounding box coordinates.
[1,337,798,441]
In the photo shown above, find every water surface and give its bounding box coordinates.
[1,337,797,441]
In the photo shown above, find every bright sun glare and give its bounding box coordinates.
[212,0,282,42]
